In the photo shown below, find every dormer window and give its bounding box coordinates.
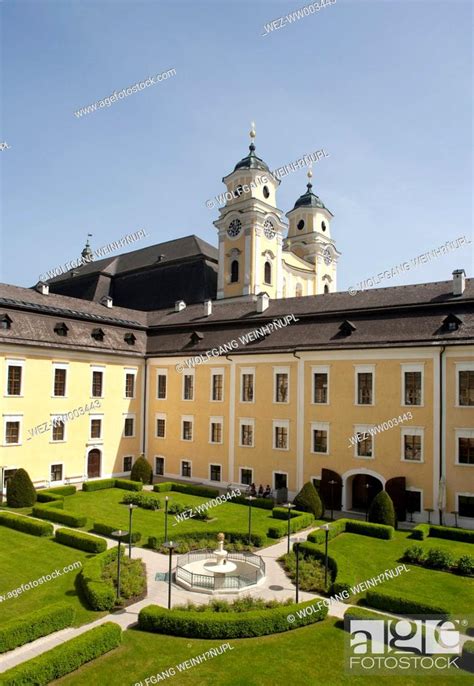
[91,328,105,341]
[54,322,69,337]
[339,320,356,336]
[443,313,463,332]
[0,314,12,330]
[124,333,136,345]
[190,331,204,344]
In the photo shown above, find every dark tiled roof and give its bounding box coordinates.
[233,143,270,173]
[293,182,328,211]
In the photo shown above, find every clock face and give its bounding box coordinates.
[227,219,242,238]
[323,246,332,265]
[264,219,275,240]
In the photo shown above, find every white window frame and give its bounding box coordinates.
[210,368,225,402]
[353,424,375,459]
[273,419,290,451]
[89,414,103,442]
[123,413,136,438]
[52,363,68,398]
[240,367,255,404]
[401,363,424,407]
[49,462,64,484]
[156,368,168,400]
[456,362,474,408]
[401,426,424,463]
[457,492,474,520]
[181,415,194,442]
[182,370,195,401]
[354,364,375,406]
[311,421,329,455]
[209,463,223,483]
[273,367,290,404]
[239,418,255,448]
[180,459,192,479]
[3,414,22,446]
[155,413,167,439]
[209,416,224,444]
[124,368,137,400]
[123,455,133,472]
[312,365,330,405]
[154,455,165,476]
[239,466,253,486]
[51,414,67,443]
[455,428,474,466]
[90,365,105,399]
[5,359,25,397]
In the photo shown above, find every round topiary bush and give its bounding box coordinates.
[6,469,37,507]
[130,455,152,485]
[368,490,396,528]
[293,481,324,519]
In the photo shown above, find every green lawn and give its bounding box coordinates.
[53,618,473,686]
[0,528,103,627]
[326,530,474,613]
[57,488,303,545]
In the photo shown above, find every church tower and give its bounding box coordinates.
[214,124,287,300]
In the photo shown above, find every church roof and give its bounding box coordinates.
[233,143,270,173]
[293,180,329,211]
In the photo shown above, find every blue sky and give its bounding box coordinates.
[1,0,472,291]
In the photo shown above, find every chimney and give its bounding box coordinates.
[175,300,186,312]
[36,282,49,295]
[452,269,466,296]
[204,300,212,316]
[100,295,113,308]
[257,292,270,313]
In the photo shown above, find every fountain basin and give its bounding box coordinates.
[175,549,266,595]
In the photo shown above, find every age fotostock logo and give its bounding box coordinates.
[346,616,465,674]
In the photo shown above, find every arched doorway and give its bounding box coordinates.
[351,474,383,511]
[87,449,101,478]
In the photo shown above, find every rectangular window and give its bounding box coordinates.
[459,437,474,465]
[156,418,166,438]
[212,373,223,401]
[404,371,422,406]
[357,431,373,458]
[274,424,288,450]
[123,456,132,472]
[155,456,165,476]
[157,373,167,399]
[275,373,289,403]
[357,372,373,405]
[210,464,221,482]
[52,420,65,442]
[183,374,194,400]
[90,419,102,439]
[5,421,20,444]
[7,365,22,396]
[459,495,474,518]
[241,423,253,447]
[210,421,222,444]
[241,373,254,402]
[125,373,135,399]
[182,420,193,441]
[92,370,103,398]
[406,490,422,513]
[53,368,67,397]
[404,434,422,461]
[240,468,253,485]
[51,464,63,482]
[181,460,192,478]
[313,429,328,454]
[124,417,134,437]
[459,371,474,406]
[313,373,328,404]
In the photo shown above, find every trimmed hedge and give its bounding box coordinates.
[0,603,75,653]
[79,549,119,611]
[368,491,396,528]
[138,599,327,638]
[343,606,392,624]
[308,518,346,545]
[122,492,161,510]
[115,478,143,492]
[130,456,153,485]
[461,640,474,673]
[294,481,324,519]
[365,590,450,619]
[153,482,220,499]
[411,523,474,543]
[152,481,175,492]
[0,622,122,685]
[6,468,37,508]
[307,518,394,544]
[36,491,65,504]
[411,523,430,540]
[267,512,314,538]
[55,528,107,553]
[0,511,53,537]
[297,541,341,592]
[233,495,274,510]
[82,479,116,492]
[43,485,76,496]
[272,507,305,520]
[93,521,142,544]
[148,530,266,551]
[32,504,87,528]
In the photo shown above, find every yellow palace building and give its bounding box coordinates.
[1,131,473,528]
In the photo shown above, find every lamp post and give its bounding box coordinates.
[162,541,177,609]
[164,496,169,543]
[365,482,371,522]
[321,523,330,590]
[128,503,137,558]
[284,502,295,554]
[111,529,128,602]
[245,495,256,546]
[329,479,336,521]
[292,537,303,604]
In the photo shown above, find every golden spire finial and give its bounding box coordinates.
[250,121,256,140]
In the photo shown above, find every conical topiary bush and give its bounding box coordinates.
[130,455,153,485]
[368,490,396,528]
[294,481,324,519]
[6,468,37,507]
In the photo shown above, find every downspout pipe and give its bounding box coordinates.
[439,345,446,526]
